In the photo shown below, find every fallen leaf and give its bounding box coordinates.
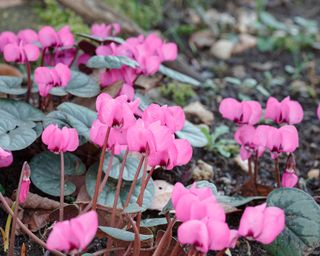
[232,34,257,54]
[184,101,214,125]
[0,64,23,77]
[192,159,214,181]
[189,30,215,49]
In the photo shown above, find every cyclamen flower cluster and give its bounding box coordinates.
[219,96,303,187]
[90,93,192,169]
[172,183,285,253]
[84,33,177,99]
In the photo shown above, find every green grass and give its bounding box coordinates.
[104,0,164,30]
[34,0,89,34]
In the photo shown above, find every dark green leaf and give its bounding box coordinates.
[265,188,320,256]
[217,195,265,207]
[65,71,100,97]
[159,65,201,87]
[99,226,153,241]
[176,121,208,147]
[140,218,168,227]
[0,76,26,95]
[30,152,86,197]
[124,203,145,213]
[57,102,97,140]
[0,126,37,151]
[87,55,139,69]
[77,33,125,44]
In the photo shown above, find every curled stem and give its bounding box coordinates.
[0,193,64,256]
[92,127,111,211]
[8,165,25,256]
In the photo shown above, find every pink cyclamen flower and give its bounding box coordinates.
[96,93,139,129]
[17,29,38,44]
[281,171,298,188]
[265,96,303,124]
[178,219,234,253]
[0,31,17,52]
[234,125,265,160]
[46,210,98,253]
[148,138,193,170]
[317,104,320,119]
[19,162,31,204]
[42,125,79,153]
[238,203,285,244]
[219,98,262,125]
[3,41,39,64]
[90,119,128,154]
[0,147,13,168]
[45,48,77,66]
[172,183,224,222]
[91,23,121,38]
[264,125,299,158]
[142,104,185,132]
[34,63,71,97]
[39,26,74,48]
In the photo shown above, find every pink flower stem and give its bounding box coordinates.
[69,47,79,67]
[59,152,65,221]
[253,152,259,186]
[127,214,140,256]
[40,47,47,67]
[25,61,32,102]
[169,241,181,256]
[0,193,64,256]
[81,149,115,214]
[123,155,145,208]
[8,165,25,256]
[110,148,129,227]
[92,127,111,211]
[153,216,176,256]
[105,149,129,256]
[135,156,149,230]
[274,157,281,188]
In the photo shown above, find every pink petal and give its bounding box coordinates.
[58,26,74,47]
[219,98,242,122]
[0,31,17,52]
[256,207,285,244]
[242,101,262,125]
[3,43,20,62]
[279,125,299,153]
[55,63,71,87]
[145,55,161,75]
[46,221,73,252]
[281,99,303,124]
[0,147,13,168]
[177,220,209,253]
[175,193,198,221]
[39,26,59,48]
[207,220,231,251]
[281,172,298,188]
[161,43,177,61]
[18,29,38,44]
[24,44,40,62]
[19,179,30,204]
[173,139,192,166]
[165,106,185,132]
[171,182,188,208]
[265,97,281,122]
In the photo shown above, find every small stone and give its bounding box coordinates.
[149,180,173,211]
[192,160,214,181]
[232,65,246,79]
[190,30,215,49]
[210,40,234,60]
[232,34,257,54]
[308,169,320,180]
[184,101,214,125]
[234,155,253,173]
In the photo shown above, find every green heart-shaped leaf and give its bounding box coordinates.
[159,65,201,87]
[87,55,139,69]
[265,188,320,256]
[57,102,97,141]
[30,151,86,197]
[65,71,100,97]
[0,76,27,95]
[99,226,153,241]
[176,121,208,148]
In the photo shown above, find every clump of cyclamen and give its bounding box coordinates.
[172,183,285,253]
[90,93,192,170]
[219,96,302,188]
